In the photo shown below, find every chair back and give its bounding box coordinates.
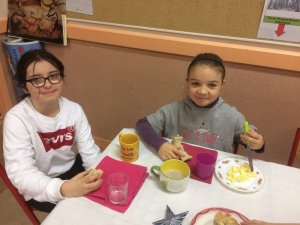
[233,143,239,154]
[288,128,300,167]
[0,163,40,224]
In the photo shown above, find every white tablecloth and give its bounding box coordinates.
[42,128,300,225]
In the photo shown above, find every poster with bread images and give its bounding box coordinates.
[7,0,67,46]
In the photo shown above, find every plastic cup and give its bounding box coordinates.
[107,172,129,204]
[196,152,217,179]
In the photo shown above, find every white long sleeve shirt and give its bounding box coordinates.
[3,97,101,203]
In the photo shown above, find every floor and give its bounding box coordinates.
[0,179,49,224]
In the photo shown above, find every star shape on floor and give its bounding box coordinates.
[152,205,189,225]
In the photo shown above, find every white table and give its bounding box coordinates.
[42,128,300,225]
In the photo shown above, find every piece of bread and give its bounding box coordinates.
[214,211,238,225]
[171,136,184,147]
[171,136,193,161]
[180,152,193,162]
[88,168,103,177]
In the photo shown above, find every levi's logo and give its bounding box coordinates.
[37,126,75,152]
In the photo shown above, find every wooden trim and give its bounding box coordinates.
[0,17,299,72]
[67,22,300,72]
[0,63,13,116]
[0,18,6,34]
[93,136,111,151]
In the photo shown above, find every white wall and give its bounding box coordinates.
[0,1,7,17]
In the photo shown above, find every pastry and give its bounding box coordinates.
[88,168,103,177]
[171,136,192,161]
[214,211,238,225]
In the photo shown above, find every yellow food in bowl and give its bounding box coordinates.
[227,163,257,182]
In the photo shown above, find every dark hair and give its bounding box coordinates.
[15,49,65,99]
[187,53,226,80]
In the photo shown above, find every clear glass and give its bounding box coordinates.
[25,74,61,87]
[107,172,129,204]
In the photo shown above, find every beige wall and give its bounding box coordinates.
[1,23,300,170]
[1,36,299,168]
[0,1,7,18]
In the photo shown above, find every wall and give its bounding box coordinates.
[2,35,299,168]
[0,1,7,17]
[0,15,300,168]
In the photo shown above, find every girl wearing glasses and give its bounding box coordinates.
[3,49,103,212]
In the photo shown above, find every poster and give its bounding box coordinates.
[257,0,300,43]
[7,0,67,45]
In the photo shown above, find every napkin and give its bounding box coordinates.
[182,143,218,184]
[85,156,149,213]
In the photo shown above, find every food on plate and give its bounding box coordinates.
[88,168,103,177]
[214,211,239,225]
[171,136,192,161]
[227,163,257,182]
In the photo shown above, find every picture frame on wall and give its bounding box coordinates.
[7,0,67,46]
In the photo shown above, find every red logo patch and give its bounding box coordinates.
[37,126,75,152]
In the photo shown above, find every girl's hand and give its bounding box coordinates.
[60,170,103,197]
[241,220,269,225]
[241,221,300,225]
[158,142,185,161]
[240,128,264,150]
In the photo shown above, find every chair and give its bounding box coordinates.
[288,128,300,167]
[0,163,40,225]
[233,143,239,154]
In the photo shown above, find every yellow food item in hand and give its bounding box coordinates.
[88,168,103,177]
[227,163,257,182]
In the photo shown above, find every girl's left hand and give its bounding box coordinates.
[240,128,264,150]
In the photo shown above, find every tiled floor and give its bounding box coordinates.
[0,179,49,224]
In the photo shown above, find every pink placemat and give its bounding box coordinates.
[182,143,218,184]
[85,156,149,213]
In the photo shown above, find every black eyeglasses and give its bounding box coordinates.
[25,74,62,88]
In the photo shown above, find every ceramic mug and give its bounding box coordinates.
[119,133,139,162]
[150,159,190,192]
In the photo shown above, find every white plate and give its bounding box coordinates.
[214,158,265,193]
[190,207,249,225]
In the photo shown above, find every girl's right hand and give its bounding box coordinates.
[241,222,299,225]
[158,142,185,161]
[241,221,272,225]
[60,170,103,197]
